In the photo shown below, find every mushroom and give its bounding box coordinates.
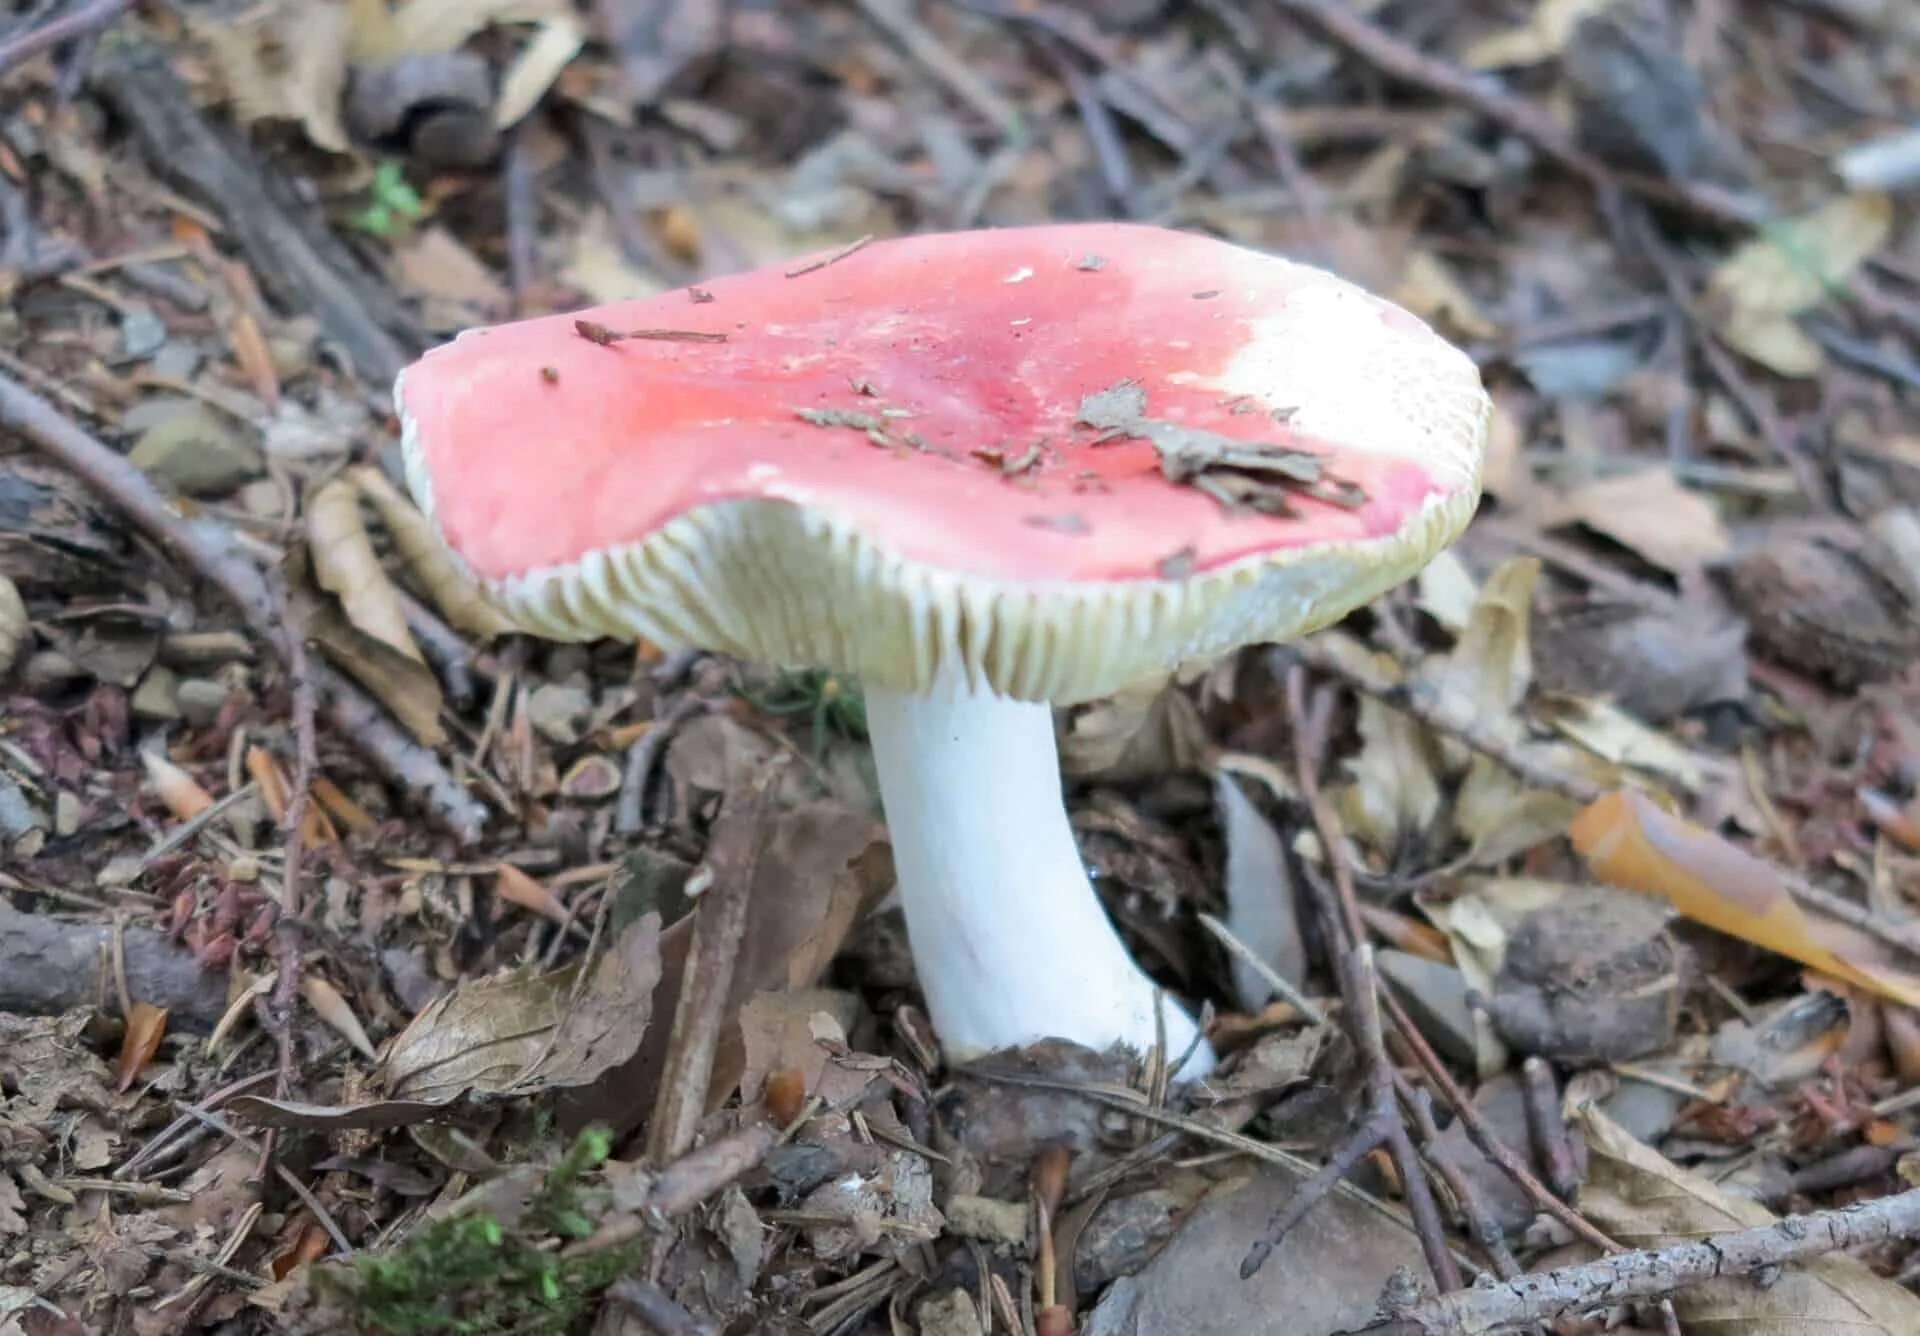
[396,223,1490,1079]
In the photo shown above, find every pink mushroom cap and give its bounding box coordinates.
[398,222,1489,702]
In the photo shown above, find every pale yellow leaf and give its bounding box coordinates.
[1393,250,1498,341]
[307,477,425,664]
[1336,688,1443,850]
[1464,0,1613,69]
[1576,1102,1920,1333]
[142,751,215,822]
[1710,193,1893,378]
[0,574,26,678]
[494,18,584,129]
[390,0,568,57]
[348,465,516,638]
[1420,556,1540,763]
[302,974,378,1060]
[188,4,353,154]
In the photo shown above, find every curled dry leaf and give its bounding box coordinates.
[1575,1101,1920,1333]
[141,750,215,822]
[494,17,585,129]
[1707,192,1893,377]
[494,862,570,925]
[1572,789,1920,1007]
[115,1002,170,1093]
[302,974,378,1060]
[380,913,663,1102]
[349,465,516,639]
[0,573,26,677]
[1463,0,1612,68]
[1420,555,1540,766]
[187,3,354,153]
[1058,673,1209,780]
[301,583,446,746]
[1336,678,1443,850]
[308,477,425,664]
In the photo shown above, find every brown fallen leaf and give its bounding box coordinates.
[349,465,517,639]
[115,1002,169,1093]
[244,745,336,845]
[381,913,663,1102]
[1572,789,1920,1007]
[1551,468,1731,574]
[308,477,425,664]
[301,587,446,746]
[1575,1101,1920,1332]
[559,803,891,1136]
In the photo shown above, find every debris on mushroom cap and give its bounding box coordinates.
[397,222,1491,703]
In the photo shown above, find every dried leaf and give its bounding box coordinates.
[561,805,891,1135]
[1216,773,1308,1013]
[381,913,662,1101]
[1393,250,1498,340]
[189,3,354,153]
[1455,759,1581,867]
[494,863,569,925]
[1058,674,1209,780]
[0,574,28,677]
[302,579,447,745]
[142,750,215,822]
[1421,556,1540,762]
[1572,789,1920,1007]
[736,988,863,1106]
[1709,193,1892,378]
[1575,1102,1920,1333]
[389,0,569,57]
[494,18,584,128]
[115,1002,169,1093]
[349,465,516,638]
[1539,695,1707,792]
[302,974,378,1060]
[226,1092,465,1130]
[1083,1165,1426,1336]
[393,228,511,316]
[221,260,282,410]
[1552,468,1731,572]
[308,478,423,664]
[1464,0,1613,69]
[1336,671,1443,850]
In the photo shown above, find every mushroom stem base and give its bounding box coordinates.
[864,681,1213,1077]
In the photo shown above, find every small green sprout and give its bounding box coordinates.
[354,160,425,238]
[743,667,868,756]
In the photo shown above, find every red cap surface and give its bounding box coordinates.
[399,223,1488,700]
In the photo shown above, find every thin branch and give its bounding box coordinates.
[0,371,487,842]
[1266,0,1758,229]
[644,759,785,1162]
[1348,1187,1920,1336]
[0,0,130,75]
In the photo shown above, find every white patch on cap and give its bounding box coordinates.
[1004,266,1034,284]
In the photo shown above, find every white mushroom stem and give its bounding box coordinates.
[865,681,1215,1078]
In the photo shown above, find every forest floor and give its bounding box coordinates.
[3,2,1920,1334]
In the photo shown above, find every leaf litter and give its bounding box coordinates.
[4,1,1920,1332]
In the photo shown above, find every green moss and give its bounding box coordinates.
[328,1126,642,1335]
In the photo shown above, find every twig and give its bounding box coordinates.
[853,0,1021,135]
[0,371,487,842]
[1399,1080,1526,1286]
[1197,911,1327,1024]
[644,760,785,1162]
[1266,0,1756,229]
[615,696,702,835]
[268,576,321,1115]
[608,1278,713,1336]
[566,1120,780,1256]
[1348,1186,1920,1336]
[1241,670,1454,1291]
[784,234,874,279]
[0,0,129,75]
[1286,640,1602,804]
[1519,1058,1579,1201]
[503,122,537,316]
